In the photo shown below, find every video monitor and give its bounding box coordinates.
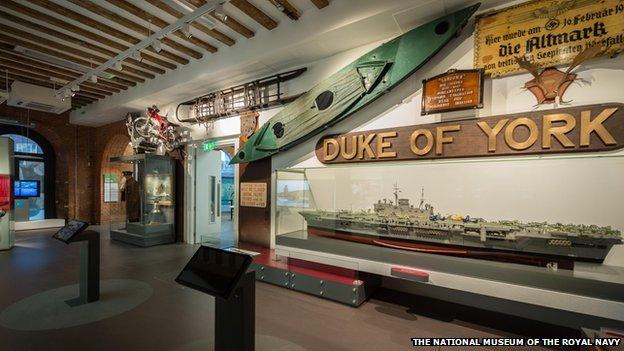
[14,180,40,198]
[52,219,89,243]
[175,246,253,300]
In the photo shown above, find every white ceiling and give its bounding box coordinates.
[69,0,514,126]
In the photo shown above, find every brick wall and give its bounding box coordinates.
[90,119,130,224]
[0,104,94,220]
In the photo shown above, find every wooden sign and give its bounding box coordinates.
[316,103,624,164]
[421,69,483,115]
[474,0,624,77]
[240,182,267,208]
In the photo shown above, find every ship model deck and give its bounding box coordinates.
[299,185,622,269]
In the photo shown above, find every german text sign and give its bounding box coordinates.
[474,0,624,77]
[421,69,483,115]
[316,103,624,164]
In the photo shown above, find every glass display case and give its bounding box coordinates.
[275,154,624,309]
[109,154,175,247]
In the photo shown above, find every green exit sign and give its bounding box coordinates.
[202,140,217,151]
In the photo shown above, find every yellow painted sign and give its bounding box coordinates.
[474,0,624,77]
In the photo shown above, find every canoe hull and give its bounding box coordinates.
[231,4,481,164]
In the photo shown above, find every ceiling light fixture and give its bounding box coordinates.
[55,0,229,98]
[182,23,192,38]
[214,3,228,22]
[152,39,163,52]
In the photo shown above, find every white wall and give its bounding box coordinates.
[270,15,624,235]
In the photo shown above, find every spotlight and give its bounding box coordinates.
[90,75,98,83]
[133,51,142,61]
[214,3,228,22]
[181,23,192,38]
[114,61,123,70]
[71,84,79,92]
[71,92,76,97]
[152,39,163,52]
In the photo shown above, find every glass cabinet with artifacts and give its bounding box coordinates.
[109,154,175,247]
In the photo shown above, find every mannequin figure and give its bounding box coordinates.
[120,171,140,223]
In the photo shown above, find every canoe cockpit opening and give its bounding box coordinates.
[272,122,285,138]
[315,91,335,111]
[435,20,450,35]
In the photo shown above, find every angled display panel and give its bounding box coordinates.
[176,246,252,299]
[52,219,89,244]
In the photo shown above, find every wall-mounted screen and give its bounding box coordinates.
[14,180,40,198]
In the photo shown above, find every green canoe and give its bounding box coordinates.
[230,3,480,164]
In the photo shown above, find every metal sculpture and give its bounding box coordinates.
[515,44,604,105]
[126,105,190,156]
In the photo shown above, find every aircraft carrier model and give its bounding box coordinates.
[299,185,622,267]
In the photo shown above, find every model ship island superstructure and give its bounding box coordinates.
[299,185,622,265]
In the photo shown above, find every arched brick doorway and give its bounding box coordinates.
[98,134,133,225]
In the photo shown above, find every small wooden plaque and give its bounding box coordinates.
[421,69,483,115]
[240,182,267,208]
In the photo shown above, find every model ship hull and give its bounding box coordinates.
[230,4,481,164]
[300,212,621,267]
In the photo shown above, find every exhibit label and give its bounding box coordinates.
[421,69,483,115]
[315,103,624,164]
[474,0,624,77]
[240,182,267,208]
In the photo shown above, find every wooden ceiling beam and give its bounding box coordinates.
[0,25,149,83]
[0,34,137,87]
[66,0,205,58]
[186,0,255,38]
[310,0,329,9]
[0,59,114,96]
[24,0,189,65]
[0,9,165,77]
[230,0,278,30]
[144,0,235,46]
[0,0,176,71]
[269,0,301,21]
[105,0,218,53]
[0,48,127,92]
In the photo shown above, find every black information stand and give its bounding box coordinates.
[176,246,255,351]
[52,220,100,306]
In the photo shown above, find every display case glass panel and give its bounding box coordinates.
[276,154,624,270]
[108,154,175,246]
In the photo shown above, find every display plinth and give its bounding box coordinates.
[276,232,624,329]
[176,246,255,351]
[65,230,100,306]
[52,222,100,307]
[215,271,255,351]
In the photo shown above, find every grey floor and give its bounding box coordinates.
[0,228,573,351]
